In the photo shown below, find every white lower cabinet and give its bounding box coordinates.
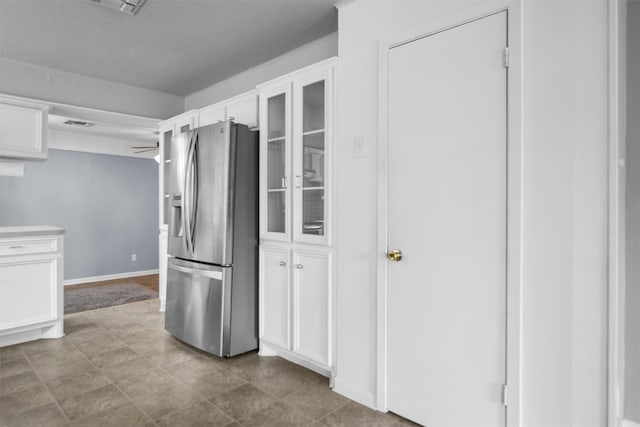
[0,229,64,347]
[259,244,331,376]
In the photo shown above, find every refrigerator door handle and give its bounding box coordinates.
[168,261,223,280]
[183,131,196,255]
[190,132,199,252]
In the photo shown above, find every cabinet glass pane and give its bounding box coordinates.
[303,132,324,188]
[268,94,286,139]
[268,139,286,190]
[302,189,324,236]
[268,191,286,233]
[303,81,325,133]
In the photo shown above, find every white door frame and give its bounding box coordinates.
[607,0,625,425]
[376,2,523,425]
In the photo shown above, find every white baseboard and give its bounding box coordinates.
[623,419,640,427]
[64,269,159,286]
[332,377,377,410]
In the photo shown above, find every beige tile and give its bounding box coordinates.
[156,400,233,427]
[32,357,95,384]
[211,383,275,420]
[69,401,154,427]
[0,371,43,397]
[252,366,324,399]
[0,384,54,418]
[63,321,102,338]
[89,316,142,331]
[73,337,128,358]
[62,314,94,334]
[224,353,294,382]
[67,329,118,346]
[86,347,141,369]
[184,368,247,400]
[116,327,167,345]
[240,401,316,427]
[319,402,400,427]
[163,357,222,384]
[99,358,163,383]
[128,334,183,355]
[0,358,32,379]
[17,337,75,356]
[46,371,112,401]
[0,346,24,364]
[142,345,196,367]
[281,383,349,420]
[121,376,204,420]
[0,402,69,427]
[28,348,86,369]
[58,384,129,421]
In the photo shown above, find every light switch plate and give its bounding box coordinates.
[354,135,368,158]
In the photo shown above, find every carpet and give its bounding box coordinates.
[64,282,159,314]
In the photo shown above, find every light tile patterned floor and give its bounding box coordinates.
[0,299,416,426]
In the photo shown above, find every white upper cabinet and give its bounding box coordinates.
[227,92,259,129]
[258,59,336,246]
[0,97,50,161]
[198,91,259,129]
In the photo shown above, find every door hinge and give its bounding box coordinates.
[503,47,510,68]
[502,384,508,406]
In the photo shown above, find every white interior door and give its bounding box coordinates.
[387,12,508,426]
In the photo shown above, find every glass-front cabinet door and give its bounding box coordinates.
[260,84,291,241]
[293,68,332,245]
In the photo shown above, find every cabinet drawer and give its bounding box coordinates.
[0,238,57,257]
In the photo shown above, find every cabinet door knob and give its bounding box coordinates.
[296,264,303,269]
[279,261,286,267]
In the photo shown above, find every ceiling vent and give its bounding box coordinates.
[84,0,147,16]
[63,120,94,127]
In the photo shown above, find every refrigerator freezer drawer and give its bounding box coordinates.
[165,258,231,357]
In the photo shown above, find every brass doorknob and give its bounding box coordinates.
[387,249,403,262]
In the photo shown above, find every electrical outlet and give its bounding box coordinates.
[131,254,137,262]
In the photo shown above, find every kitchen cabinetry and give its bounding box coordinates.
[258,59,334,245]
[259,245,332,375]
[0,96,50,161]
[0,227,64,347]
[257,58,336,377]
[199,91,259,129]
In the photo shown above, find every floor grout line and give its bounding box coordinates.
[22,351,73,426]
[63,308,161,426]
[5,298,374,427]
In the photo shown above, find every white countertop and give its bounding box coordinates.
[0,226,65,238]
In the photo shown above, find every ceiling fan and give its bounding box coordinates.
[131,141,159,154]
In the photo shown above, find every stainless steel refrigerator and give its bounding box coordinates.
[165,121,258,357]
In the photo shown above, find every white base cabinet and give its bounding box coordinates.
[259,244,332,376]
[0,228,64,347]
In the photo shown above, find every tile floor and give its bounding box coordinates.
[0,299,415,426]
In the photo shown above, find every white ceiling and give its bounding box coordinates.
[0,0,338,97]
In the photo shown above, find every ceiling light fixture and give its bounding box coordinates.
[83,0,147,16]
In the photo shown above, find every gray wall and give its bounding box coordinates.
[0,149,158,281]
[625,1,640,422]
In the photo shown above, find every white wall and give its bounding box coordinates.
[334,0,608,425]
[185,32,337,110]
[0,58,183,119]
[625,1,640,422]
